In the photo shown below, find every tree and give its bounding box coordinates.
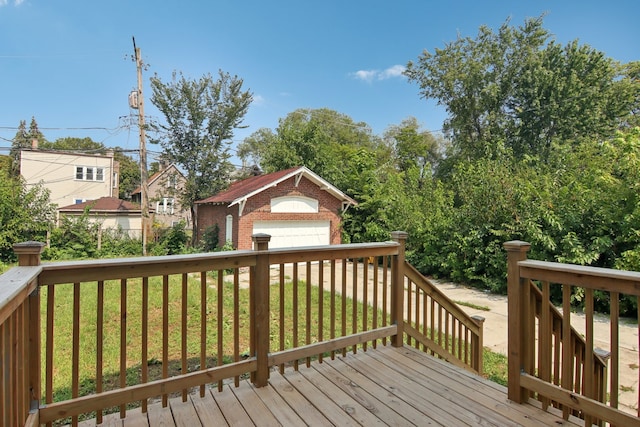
[40,136,104,151]
[150,70,252,244]
[113,149,141,199]
[382,117,446,185]
[238,108,380,191]
[0,168,55,262]
[405,16,638,162]
[10,117,47,176]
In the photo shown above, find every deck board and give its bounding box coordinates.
[69,345,582,426]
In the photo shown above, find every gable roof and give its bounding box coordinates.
[58,197,144,213]
[195,166,357,207]
[131,164,185,195]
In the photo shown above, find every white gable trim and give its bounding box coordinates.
[227,166,356,209]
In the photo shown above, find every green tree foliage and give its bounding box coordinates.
[238,108,381,191]
[114,149,141,199]
[150,70,252,244]
[10,117,47,176]
[39,136,104,151]
[0,171,55,262]
[405,16,638,162]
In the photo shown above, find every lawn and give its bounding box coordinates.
[41,272,508,422]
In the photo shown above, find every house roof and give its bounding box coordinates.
[131,164,184,195]
[195,166,357,207]
[58,197,144,213]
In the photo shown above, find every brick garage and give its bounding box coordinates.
[195,166,356,250]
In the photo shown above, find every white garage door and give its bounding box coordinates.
[253,220,330,249]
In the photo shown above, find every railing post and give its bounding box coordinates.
[470,315,485,375]
[251,234,270,387]
[504,240,531,404]
[13,241,45,418]
[390,231,408,348]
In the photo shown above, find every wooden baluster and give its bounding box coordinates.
[162,275,169,406]
[610,291,619,410]
[562,283,573,419]
[279,264,285,373]
[181,273,188,401]
[330,260,336,358]
[382,259,388,346]
[341,259,347,356]
[362,257,368,351]
[293,262,299,369]
[372,257,379,350]
[72,282,80,426]
[141,277,149,410]
[306,261,312,365]
[318,260,324,361]
[233,269,240,387]
[120,279,127,418]
[540,281,552,410]
[217,270,224,391]
[199,272,206,397]
[352,258,357,354]
[96,281,104,424]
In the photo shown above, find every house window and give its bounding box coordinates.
[75,166,105,182]
[167,174,178,189]
[155,197,175,215]
[225,215,233,242]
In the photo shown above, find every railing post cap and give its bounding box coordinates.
[251,233,271,242]
[470,315,486,324]
[390,231,408,240]
[13,241,46,254]
[503,240,531,252]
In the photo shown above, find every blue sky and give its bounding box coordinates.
[0,0,638,166]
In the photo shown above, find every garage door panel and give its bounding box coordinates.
[253,220,330,248]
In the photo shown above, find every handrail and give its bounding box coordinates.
[505,240,640,426]
[403,262,484,373]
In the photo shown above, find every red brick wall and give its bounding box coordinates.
[196,175,344,250]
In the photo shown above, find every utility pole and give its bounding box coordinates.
[133,37,150,255]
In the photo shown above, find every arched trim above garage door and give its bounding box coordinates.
[271,196,318,213]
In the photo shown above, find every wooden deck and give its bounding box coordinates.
[75,345,580,427]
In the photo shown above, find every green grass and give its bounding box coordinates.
[41,274,375,403]
[454,300,491,311]
[41,274,508,424]
[482,348,508,385]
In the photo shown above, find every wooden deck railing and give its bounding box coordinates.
[1,232,484,426]
[505,240,640,427]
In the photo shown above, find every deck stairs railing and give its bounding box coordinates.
[506,240,640,427]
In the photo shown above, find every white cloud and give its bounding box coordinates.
[351,65,406,83]
[253,94,265,106]
[0,0,25,5]
[381,64,406,79]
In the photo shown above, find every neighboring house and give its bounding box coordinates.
[195,166,357,250]
[58,197,149,238]
[20,148,120,207]
[131,163,189,228]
